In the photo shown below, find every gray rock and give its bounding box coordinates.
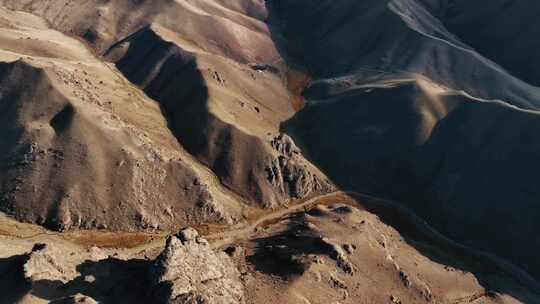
[329,274,347,289]
[390,295,402,304]
[24,243,105,284]
[153,232,245,304]
[271,134,301,157]
[177,227,199,242]
[342,244,356,255]
[266,156,333,200]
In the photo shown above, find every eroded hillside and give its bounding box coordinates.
[0,1,333,231]
[1,1,540,303]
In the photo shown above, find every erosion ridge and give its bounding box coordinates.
[106,23,333,208]
[0,7,247,231]
[267,0,540,109]
[425,0,540,87]
[0,1,334,232]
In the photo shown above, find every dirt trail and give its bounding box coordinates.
[0,191,347,250]
[1,189,539,294]
[204,190,540,294]
[206,191,344,248]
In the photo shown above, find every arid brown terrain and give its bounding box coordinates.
[0,1,539,303]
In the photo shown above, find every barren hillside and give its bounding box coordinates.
[0,0,539,303]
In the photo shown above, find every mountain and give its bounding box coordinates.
[0,1,539,303]
[0,1,333,231]
[270,0,540,278]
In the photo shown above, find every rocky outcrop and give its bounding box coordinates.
[17,229,246,303]
[152,228,245,304]
[265,134,334,206]
[24,244,107,284]
[265,156,332,202]
[271,134,301,157]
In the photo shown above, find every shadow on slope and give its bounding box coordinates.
[351,192,540,303]
[265,0,540,110]
[428,0,540,87]
[246,197,540,302]
[247,219,337,278]
[29,258,154,304]
[282,79,540,302]
[0,59,216,231]
[0,254,31,304]
[264,0,540,299]
[106,25,332,209]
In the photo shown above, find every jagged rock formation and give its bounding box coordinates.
[271,134,300,157]
[1,225,246,303]
[265,136,333,205]
[153,228,245,304]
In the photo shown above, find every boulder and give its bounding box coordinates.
[153,228,245,304]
